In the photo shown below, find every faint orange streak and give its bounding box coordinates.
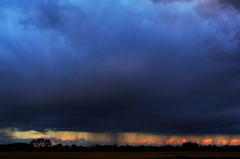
[230,139,240,146]
[140,139,148,145]
[166,138,180,145]
[166,138,173,145]
[51,141,57,146]
[182,139,187,144]
[203,139,213,145]
[56,137,81,141]
[33,136,43,139]
[106,138,111,143]
[157,140,163,145]
[32,136,50,139]
[152,140,162,145]
[216,140,228,145]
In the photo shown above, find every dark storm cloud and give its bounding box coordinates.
[151,0,191,3]
[219,0,240,9]
[151,0,240,8]
[0,0,240,135]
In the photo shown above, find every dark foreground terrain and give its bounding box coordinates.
[1,152,240,159]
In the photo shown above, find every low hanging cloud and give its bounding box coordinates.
[0,0,240,136]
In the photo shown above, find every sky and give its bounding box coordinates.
[1,0,240,146]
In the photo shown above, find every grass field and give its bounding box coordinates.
[1,152,240,159]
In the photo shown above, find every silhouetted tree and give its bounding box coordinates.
[65,145,70,150]
[30,138,52,148]
[30,139,37,147]
[36,138,44,148]
[55,143,62,149]
[44,139,51,147]
[71,144,77,150]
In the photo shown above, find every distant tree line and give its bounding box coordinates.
[1,139,240,152]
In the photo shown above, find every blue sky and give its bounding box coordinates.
[1,0,240,145]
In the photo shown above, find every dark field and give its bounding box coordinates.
[1,152,240,159]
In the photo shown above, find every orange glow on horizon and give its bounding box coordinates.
[230,139,240,146]
[3,128,240,146]
[51,141,57,146]
[32,136,50,139]
[203,139,213,145]
[139,139,148,145]
[56,137,82,141]
[106,138,111,143]
[216,140,228,145]
[182,139,187,144]
[152,140,163,145]
[166,138,180,145]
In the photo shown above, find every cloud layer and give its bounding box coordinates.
[0,0,240,136]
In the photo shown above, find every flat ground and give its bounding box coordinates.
[1,152,240,159]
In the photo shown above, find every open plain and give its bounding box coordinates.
[1,152,240,159]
